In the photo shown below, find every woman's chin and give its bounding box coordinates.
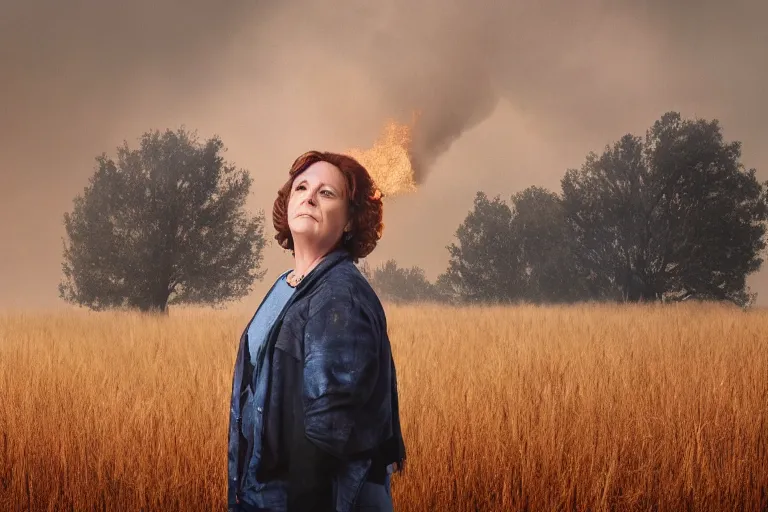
[289,227,319,242]
[288,220,316,234]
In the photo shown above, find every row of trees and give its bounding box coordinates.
[59,112,768,312]
[360,112,768,308]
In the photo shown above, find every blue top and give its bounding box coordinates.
[248,271,295,365]
[240,270,295,504]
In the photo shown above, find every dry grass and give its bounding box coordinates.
[1,302,767,511]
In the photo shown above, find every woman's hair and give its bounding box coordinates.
[272,150,384,261]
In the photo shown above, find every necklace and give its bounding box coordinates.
[287,270,304,288]
[287,255,327,288]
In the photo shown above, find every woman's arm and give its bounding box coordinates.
[287,287,381,511]
[287,430,340,511]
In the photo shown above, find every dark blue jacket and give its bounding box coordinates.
[228,248,406,511]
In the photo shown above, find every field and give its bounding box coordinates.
[1,302,767,511]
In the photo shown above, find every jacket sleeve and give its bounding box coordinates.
[287,287,381,511]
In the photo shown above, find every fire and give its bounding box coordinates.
[347,114,419,199]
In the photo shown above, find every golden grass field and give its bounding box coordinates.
[1,301,767,511]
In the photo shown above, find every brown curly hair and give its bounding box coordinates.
[272,150,384,262]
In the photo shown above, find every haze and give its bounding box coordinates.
[2,0,768,311]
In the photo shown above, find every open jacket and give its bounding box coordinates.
[228,248,406,511]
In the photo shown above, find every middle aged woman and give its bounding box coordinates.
[227,151,407,512]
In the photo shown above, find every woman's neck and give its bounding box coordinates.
[291,244,332,279]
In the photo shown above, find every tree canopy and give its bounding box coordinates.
[439,192,524,303]
[434,112,768,307]
[59,128,267,313]
[510,186,588,303]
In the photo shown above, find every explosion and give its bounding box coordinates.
[347,114,420,199]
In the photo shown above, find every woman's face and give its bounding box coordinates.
[287,160,351,251]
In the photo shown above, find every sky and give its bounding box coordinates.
[2,0,768,311]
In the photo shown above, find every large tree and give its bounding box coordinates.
[439,192,525,303]
[59,128,267,313]
[439,187,589,305]
[510,186,588,303]
[560,112,768,306]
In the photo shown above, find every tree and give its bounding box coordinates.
[59,128,267,313]
[438,187,588,305]
[356,260,374,282]
[439,192,525,303]
[510,186,589,303]
[560,112,768,306]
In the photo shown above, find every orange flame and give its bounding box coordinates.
[347,114,419,199]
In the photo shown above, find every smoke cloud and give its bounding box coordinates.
[3,0,768,309]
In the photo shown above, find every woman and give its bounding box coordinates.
[227,151,407,512]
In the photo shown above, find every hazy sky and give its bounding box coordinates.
[2,0,768,311]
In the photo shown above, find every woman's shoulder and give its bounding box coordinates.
[310,260,384,313]
[327,259,377,292]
